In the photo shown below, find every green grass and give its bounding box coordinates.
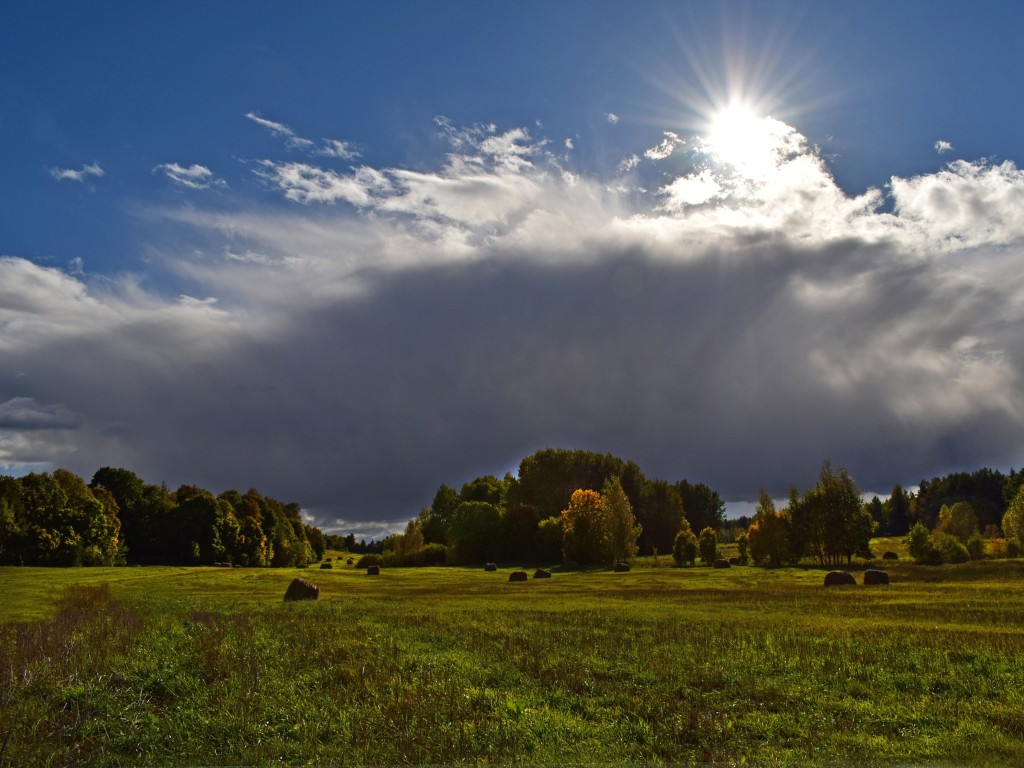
[2,552,1024,766]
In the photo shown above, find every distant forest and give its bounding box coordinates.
[0,467,325,567]
[2,449,1023,568]
[328,448,1024,568]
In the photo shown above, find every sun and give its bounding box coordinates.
[704,102,781,177]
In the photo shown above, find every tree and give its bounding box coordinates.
[937,501,979,543]
[602,476,642,563]
[735,530,750,565]
[886,484,913,536]
[448,501,502,564]
[747,489,791,567]
[635,480,684,556]
[790,462,872,566]
[675,480,726,533]
[536,516,564,563]
[698,527,719,565]
[1001,484,1024,542]
[672,527,698,566]
[561,489,610,565]
[906,522,941,565]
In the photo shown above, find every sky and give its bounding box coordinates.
[3,1,1024,536]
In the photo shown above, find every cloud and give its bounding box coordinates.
[605,112,619,124]
[0,397,82,430]
[50,162,104,183]
[245,112,316,149]
[6,117,1024,534]
[318,139,360,160]
[935,140,954,154]
[154,163,226,190]
[644,132,682,160]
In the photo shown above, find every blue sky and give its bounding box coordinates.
[3,1,1024,535]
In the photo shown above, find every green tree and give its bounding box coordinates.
[536,516,564,563]
[602,476,641,564]
[635,480,684,556]
[906,522,941,565]
[675,480,726,533]
[448,501,503,564]
[886,484,913,536]
[735,530,750,565]
[672,527,698,566]
[937,501,979,543]
[790,462,872,566]
[698,527,719,565]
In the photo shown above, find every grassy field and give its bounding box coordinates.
[2,544,1023,766]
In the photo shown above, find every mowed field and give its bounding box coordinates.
[2,541,1024,767]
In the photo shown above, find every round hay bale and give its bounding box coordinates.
[346,558,354,565]
[508,570,528,582]
[319,562,333,569]
[864,569,890,585]
[824,570,856,586]
[882,551,899,561]
[728,556,739,566]
[366,565,380,575]
[484,562,498,572]
[713,558,731,569]
[534,568,552,579]
[614,561,631,572]
[283,577,319,602]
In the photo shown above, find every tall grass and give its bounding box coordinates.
[1,560,1023,765]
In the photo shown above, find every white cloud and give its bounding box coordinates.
[318,139,360,160]
[565,138,574,150]
[155,162,226,190]
[605,112,619,124]
[50,162,104,183]
[246,112,316,149]
[935,140,954,154]
[251,161,385,206]
[617,154,641,173]
[644,132,682,160]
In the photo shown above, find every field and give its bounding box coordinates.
[2,543,1024,766]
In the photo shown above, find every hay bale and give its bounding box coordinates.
[283,577,319,601]
[319,562,333,569]
[508,570,528,582]
[728,556,739,566]
[366,565,380,575]
[882,551,899,561]
[864,569,890,585]
[713,558,731,569]
[824,570,856,586]
[484,562,498,572]
[614,561,631,572]
[534,568,552,579]
[346,558,354,565]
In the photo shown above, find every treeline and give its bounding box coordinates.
[374,448,725,566]
[0,467,325,567]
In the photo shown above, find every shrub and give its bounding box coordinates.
[1007,537,1023,559]
[356,554,382,568]
[735,531,750,565]
[906,522,941,565]
[932,532,969,564]
[672,529,698,567]
[698,527,719,566]
[966,531,986,560]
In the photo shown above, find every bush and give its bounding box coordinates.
[1007,537,1023,559]
[356,554,383,568]
[906,522,941,565]
[932,532,969,564]
[735,531,750,565]
[966,531,986,560]
[672,529,698,567]
[698,527,719,566]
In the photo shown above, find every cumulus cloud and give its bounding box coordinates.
[155,163,226,189]
[318,139,360,160]
[6,116,1024,532]
[0,397,82,430]
[50,162,104,183]
[935,140,954,154]
[605,112,620,124]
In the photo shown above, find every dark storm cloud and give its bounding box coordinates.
[3,117,1024,530]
